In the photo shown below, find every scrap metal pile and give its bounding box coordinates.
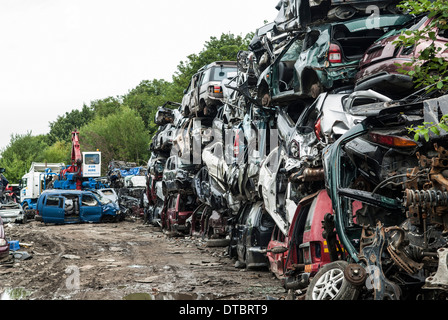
[148,0,448,300]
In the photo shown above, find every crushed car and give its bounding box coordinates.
[0,201,27,224]
[35,189,121,224]
[355,15,448,98]
[312,94,448,300]
[181,61,238,117]
[232,201,276,270]
[0,217,10,262]
[266,189,341,292]
[257,13,413,105]
[162,192,196,234]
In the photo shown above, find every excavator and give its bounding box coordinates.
[53,130,104,190]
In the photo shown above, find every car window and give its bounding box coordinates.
[168,196,177,209]
[303,30,320,50]
[238,204,252,224]
[102,190,115,196]
[281,39,303,61]
[46,196,62,207]
[304,196,318,232]
[201,68,211,85]
[409,15,428,31]
[179,195,196,211]
[81,194,99,206]
[260,210,275,231]
[210,66,237,81]
[93,192,111,205]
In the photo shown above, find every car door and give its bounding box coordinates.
[42,195,66,224]
[260,147,281,217]
[80,193,102,222]
[189,73,201,113]
[236,204,252,260]
[267,225,287,277]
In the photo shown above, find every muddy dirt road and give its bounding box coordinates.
[0,219,286,300]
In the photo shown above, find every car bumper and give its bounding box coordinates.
[0,213,24,223]
[245,247,269,268]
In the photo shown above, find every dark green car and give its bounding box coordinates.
[257,14,413,106]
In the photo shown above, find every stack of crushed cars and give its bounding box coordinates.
[107,160,148,219]
[147,0,448,300]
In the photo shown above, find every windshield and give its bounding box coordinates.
[92,192,111,205]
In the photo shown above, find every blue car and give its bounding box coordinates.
[35,189,121,224]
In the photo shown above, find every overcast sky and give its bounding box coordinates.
[0,0,278,152]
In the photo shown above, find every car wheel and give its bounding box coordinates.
[206,238,230,247]
[305,261,360,300]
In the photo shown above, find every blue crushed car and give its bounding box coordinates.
[35,189,121,224]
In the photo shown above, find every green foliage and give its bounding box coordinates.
[395,0,448,140]
[394,0,448,93]
[48,104,95,144]
[42,140,71,164]
[0,133,49,183]
[79,106,150,173]
[408,114,448,141]
[122,79,178,136]
[90,96,122,118]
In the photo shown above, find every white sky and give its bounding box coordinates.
[0,0,278,152]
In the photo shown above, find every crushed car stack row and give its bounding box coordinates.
[147,0,448,300]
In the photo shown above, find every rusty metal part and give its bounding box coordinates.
[359,222,402,300]
[302,168,324,181]
[385,226,424,274]
[291,167,325,182]
[344,263,367,286]
[423,248,448,291]
[403,144,448,233]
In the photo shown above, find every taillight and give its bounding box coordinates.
[314,118,322,141]
[234,132,240,157]
[329,43,342,63]
[210,85,222,94]
[368,132,418,148]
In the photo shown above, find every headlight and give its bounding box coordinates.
[0,239,7,246]
[290,140,300,158]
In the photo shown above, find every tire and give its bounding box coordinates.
[305,261,360,300]
[206,238,230,247]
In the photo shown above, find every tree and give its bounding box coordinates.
[0,132,49,183]
[122,79,178,135]
[79,106,150,174]
[42,140,71,164]
[90,96,122,118]
[48,104,95,144]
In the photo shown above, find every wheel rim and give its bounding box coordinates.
[312,268,344,300]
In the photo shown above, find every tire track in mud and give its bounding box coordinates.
[16,228,68,298]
